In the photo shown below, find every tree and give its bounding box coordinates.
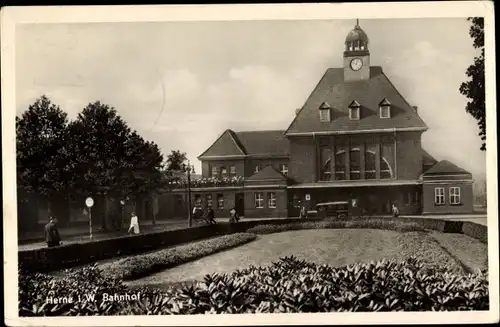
[16,95,72,229]
[66,101,165,229]
[165,150,187,172]
[16,96,70,197]
[460,17,485,151]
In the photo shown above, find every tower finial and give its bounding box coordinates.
[356,18,359,26]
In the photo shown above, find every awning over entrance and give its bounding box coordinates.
[287,179,421,189]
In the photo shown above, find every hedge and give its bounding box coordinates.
[19,218,316,273]
[18,217,487,273]
[19,256,488,316]
[101,233,257,280]
[462,222,488,244]
[246,219,427,235]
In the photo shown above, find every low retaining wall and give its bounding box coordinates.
[18,218,321,273]
[18,217,486,273]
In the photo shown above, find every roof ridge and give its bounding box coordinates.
[227,129,247,155]
[285,68,337,135]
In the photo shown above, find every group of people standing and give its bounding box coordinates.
[192,206,241,224]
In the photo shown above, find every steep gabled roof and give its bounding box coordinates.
[246,165,288,182]
[423,160,471,175]
[422,149,438,167]
[235,130,289,156]
[199,130,289,159]
[285,67,427,135]
[198,129,246,158]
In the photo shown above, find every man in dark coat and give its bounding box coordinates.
[45,216,61,247]
[205,206,217,225]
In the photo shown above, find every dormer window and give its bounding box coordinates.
[379,98,391,119]
[348,100,361,120]
[319,102,331,122]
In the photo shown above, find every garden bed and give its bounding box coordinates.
[126,229,466,289]
[98,233,257,280]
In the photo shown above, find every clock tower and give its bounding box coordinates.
[343,19,370,82]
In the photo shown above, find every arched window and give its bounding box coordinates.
[365,150,376,179]
[335,151,346,180]
[380,157,392,179]
[319,139,332,181]
[350,149,361,180]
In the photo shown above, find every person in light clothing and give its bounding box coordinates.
[128,212,140,234]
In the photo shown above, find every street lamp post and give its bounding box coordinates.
[183,160,194,228]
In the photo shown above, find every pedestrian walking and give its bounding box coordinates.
[45,216,61,248]
[299,205,308,219]
[205,206,217,224]
[127,212,140,234]
[391,204,400,218]
[229,207,240,223]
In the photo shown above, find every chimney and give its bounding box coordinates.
[295,108,301,116]
[412,106,418,113]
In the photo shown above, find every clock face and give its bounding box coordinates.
[350,58,363,71]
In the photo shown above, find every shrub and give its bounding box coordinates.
[462,222,487,244]
[19,256,488,315]
[246,219,425,235]
[102,233,256,280]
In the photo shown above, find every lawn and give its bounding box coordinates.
[126,228,481,289]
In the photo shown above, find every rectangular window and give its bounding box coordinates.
[434,187,445,205]
[255,193,264,208]
[406,193,412,205]
[211,166,218,177]
[380,143,392,179]
[280,164,288,176]
[268,192,276,208]
[220,166,227,176]
[449,187,461,205]
[349,107,360,120]
[230,165,236,175]
[350,149,361,180]
[217,194,224,210]
[206,194,213,208]
[194,195,202,209]
[319,109,331,122]
[380,106,391,118]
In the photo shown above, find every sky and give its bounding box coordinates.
[15,18,486,177]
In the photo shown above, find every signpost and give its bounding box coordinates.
[85,197,94,240]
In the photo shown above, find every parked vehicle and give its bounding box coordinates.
[316,201,350,219]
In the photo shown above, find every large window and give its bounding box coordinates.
[434,187,445,205]
[365,149,376,179]
[217,194,224,210]
[220,166,227,176]
[255,193,264,208]
[268,192,276,208]
[449,187,461,205]
[350,149,361,180]
[380,144,393,179]
[211,166,218,177]
[320,143,333,181]
[335,151,346,180]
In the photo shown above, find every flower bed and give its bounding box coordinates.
[246,219,426,235]
[19,256,488,316]
[100,233,256,280]
[169,176,245,188]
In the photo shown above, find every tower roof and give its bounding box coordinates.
[345,20,369,44]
